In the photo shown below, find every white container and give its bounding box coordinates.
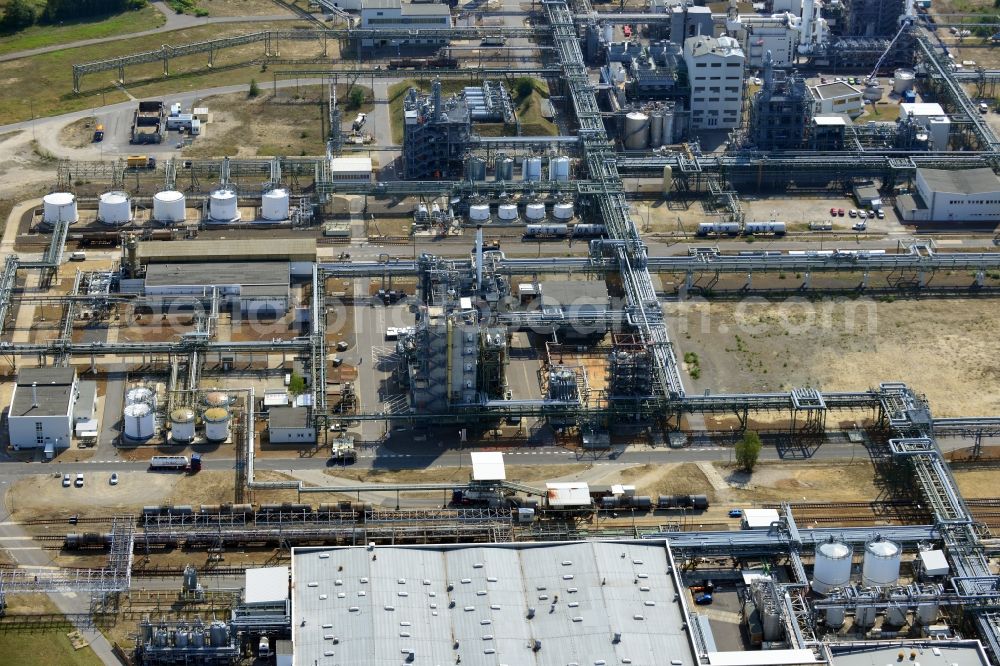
[522,157,542,182]
[202,391,229,408]
[209,189,238,223]
[893,68,915,94]
[203,407,230,443]
[549,156,570,181]
[812,538,853,594]
[915,601,939,625]
[552,202,574,220]
[170,407,196,443]
[624,112,650,150]
[126,386,155,408]
[261,188,289,221]
[153,190,186,224]
[497,204,518,221]
[862,538,901,587]
[468,204,490,223]
[524,203,546,221]
[42,192,78,225]
[98,192,131,226]
[662,165,673,194]
[123,402,154,441]
[602,23,613,43]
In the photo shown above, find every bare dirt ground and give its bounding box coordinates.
[952,468,999,498]
[0,130,59,199]
[666,297,1000,417]
[57,117,99,149]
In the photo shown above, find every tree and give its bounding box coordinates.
[1,0,37,31]
[288,372,307,396]
[735,430,762,472]
[248,78,260,98]
[347,86,365,110]
[513,77,535,99]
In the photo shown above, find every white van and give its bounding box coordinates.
[69,251,86,261]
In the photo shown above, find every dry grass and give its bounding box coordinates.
[952,468,1000,498]
[57,117,99,149]
[195,0,295,16]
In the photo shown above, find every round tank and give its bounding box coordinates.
[862,82,884,102]
[261,188,289,221]
[209,188,238,223]
[202,391,230,408]
[524,203,546,221]
[662,109,675,145]
[855,601,877,629]
[155,629,169,647]
[496,157,515,181]
[497,204,518,221]
[602,23,613,43]
[650,111,664,147]
[549,156,570,181]
[170,408,196,444]
[624,112,650,150]
[126,386,155,407]
[553,202,575,220]
[123,402,154,441]
[175,630,189,649]
[862,537,901,587]
[824,606,845,629]
[203,407,230,443]
[885,599,907,626]
[192,630,206,648]
[812,538,853,594]
[915,601,939,625]
[893,68,915,94]
[468,204,490,223]
[98,191,131,226]
[42,192,78,225]
[523,157,543,182]
[209,621,228,647]
[662,165,673,194]
[153,190,186,224]
[466,156,487,182]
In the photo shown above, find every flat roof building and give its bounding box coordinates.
[143,261,290,316]
[8,367,78,455]
[897,167,1000,223]
[329,156,374,182]
[267,406,316,444]
[811,81,864,118]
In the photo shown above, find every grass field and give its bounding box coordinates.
[0,627,103,666]
[0,5,164,57]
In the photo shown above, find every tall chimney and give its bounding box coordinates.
[475,226,484,293]
[31,382,38,408]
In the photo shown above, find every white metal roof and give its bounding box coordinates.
[291,541,696,666]
[900,102,946,117]
[813,115,847,126]
[829,642,990,666]
[742,508,780,529]
[330,157,373,173]
[708,649,819,665]
[245,566,289,604]
[470,452,506,481]
[919,549,950,576]
[546,482,591,507]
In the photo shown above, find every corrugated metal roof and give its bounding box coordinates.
[144,262,288,288]
[292,541,695,666]
[138,239,316,263]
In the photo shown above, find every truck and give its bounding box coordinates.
[93,124,104,142]
[258,637,271,658]
[329,438,356,464]
[352,113,367,131]
[131,101,164,144]
[127,155,157,169]
[149,453,201,473]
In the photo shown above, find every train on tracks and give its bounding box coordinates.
[387,56,459,70]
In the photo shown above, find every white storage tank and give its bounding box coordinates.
[209,188,239,223]
[650,111,664,147]
[824,606,845,629]
[42,192,78,225]
[202,391,230,408]
[893,68,915,94]
[522,157,543,182]
[915,601,939,625]
[497,203,518,221]
[524,203,546,221]
[812,538,853,594]
[123,402,155,441]
[468,204,491,223]
[170,408,196,444]
[126,386,156,408]
[261,188,289,221]
[662,165,673,194]
[602,23,613,43]
[552,202,575,220]
[98,192,131,226]
[203,407,230,443]
[153,190,186,224]
[549,156,570,181]
[624,111,650,150]
[862,537,901,587]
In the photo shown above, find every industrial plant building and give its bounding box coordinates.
[360,0,450,47]
[683,35,745,130]
[811,81,864,118]
[142,262,291,316]
[403,80,472,180]
[267,407,317,444]
[8,367,79,453]
[896,168,1000,222]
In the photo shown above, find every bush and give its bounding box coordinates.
[43,0,146,22]
[347,86,365,110]
[288,372,307,396]
[248,78,260,98]
[1,0,36,31]
[735,430,762,472]
[513,77,535,99]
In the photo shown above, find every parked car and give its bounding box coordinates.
[74,473,84,487]
[728,509,743,518]
[875,209,885,219]
[852,221,867,232]
[849,209,857,218]
[837,208,845,217]
[62,474,71,487]
[109,473,119,486]
[695,593,714,605]
[858,211,868,220]
[829,207,838,217]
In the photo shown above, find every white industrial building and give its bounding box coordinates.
[8,367,79,455]
[360,0,450,46]
[896,168,1000,222]
[683,35,745,130]
[811,81,863,118]
[267,406,316,444]
[73,380,99,443]
[899,102,952,150]
[731,15,799,67]
[329,156,374,183]
[143,262,291,316]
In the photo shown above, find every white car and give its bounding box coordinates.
[62,474,71,487]
[109,473,119,486]
[74,473,84,487]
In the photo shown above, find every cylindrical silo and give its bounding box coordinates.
[496,157,515,181]
[202,391,230,409]
[624,112,650,150]
[209,622,228,647]
[662,165,673,195]
[261,188,289,221]
[552,202,574,220]
[153,191,186,224]
[862,537,901,587]
[650,111,664,147]
[885,598,907,626]
[42,192,78,225]
[203,407,230,443]
[175,630,189,649]
[915,601,939,625]
[812,538,853,594]
[524,203,546,221]
[466,156,487,182]
[123,402,154,441]
[468,203,491,223]
[893,68,915,94]
[855,599,877,629]
[824,606,845,629]
[98,192,131,226]
[209,188,238,223]
[170,407,196,444]
[662,107,675,145]
[602,23,613,43]
[522,157,542,182]
[497,203,518,222]
[549,156,570,181]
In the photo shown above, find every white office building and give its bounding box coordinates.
[811,81,864,118]
[8,367,78,455]
[360,0,451,47]
[896,167,1000,222]
[900,102,952,150]
[683,35,745,130]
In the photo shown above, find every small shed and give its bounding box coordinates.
[470,452,506,482]
[919,549,950,576]
[741,508,780,530]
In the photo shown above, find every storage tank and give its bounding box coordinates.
[203,407,230,443]
[202,391,230,408]
[497,203,519,221]
[466,156,487,182]
[496,157,515,181]
[552,202,574,220]
[170,408,196,443]
[893,68,915,94]
[862,537,901,587]
[662,165,672,195]
[522,157,543,182]
[812,538,853,594]
[915,601,939,625]
[126,386,155,406]
[209,188,238,222]
[98,192,131,226]
[192,630,206,648]
[824,606,845,629]
[524,203,546,221]
[662,107,675,144]
[549,156,571,181]
[153,190,186,224]
[602,23,613,43]
[42,192,78,225]
[261,188,289,221]
[623,112,650,150]
[175,630,189,649]
[468,203,490,223]
[855,600,877,629]
[885,599,907,626]
[123,402,155,441]
[209,621,228,647]
[650,111,664,147]
[862,81,884,102]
